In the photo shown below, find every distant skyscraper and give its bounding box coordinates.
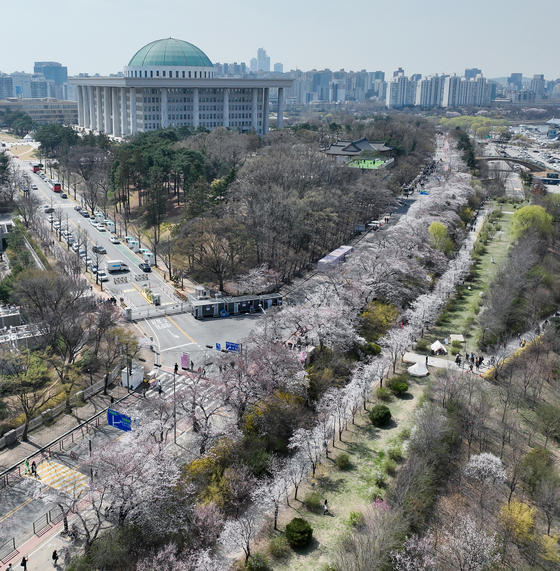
[34,61,68,85]
[465,68,482,80]
[0,75,14,99]
[257,48,270,72]
[410,73,422,82]
[273,63,283,74]
[508,73,523,90]
[372,71,385,81]
[250,58,257,73]
[393,67,404,78]
[530,74,546,99]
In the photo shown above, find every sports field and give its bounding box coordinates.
[347,158,386,169]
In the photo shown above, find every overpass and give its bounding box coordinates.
[475,155,550,172]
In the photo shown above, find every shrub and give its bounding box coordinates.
[361,342,381,356]
[415,339,429,353]
[376,387,392,402]
[451,340,462,348]
[347,511,365,528]
[303,492,322,513]
[285,518,313,549]
[268,535,290,559]
[450,347,460,355]
[373,470,387,488]
[335,453,351,471]
[246,553,271,570]
[388,379,408,396]
[369,404,392,427]
[388,445,403,462]
[384,458,397,476]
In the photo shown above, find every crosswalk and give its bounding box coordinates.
[29,460,89,496]
[144,370,218,405]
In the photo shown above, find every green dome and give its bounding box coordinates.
[128,38,212,68]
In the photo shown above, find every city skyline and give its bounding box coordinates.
[1,0,558,78]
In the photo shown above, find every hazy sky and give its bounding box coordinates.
[2,0,558,79]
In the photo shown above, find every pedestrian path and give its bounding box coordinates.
[144,370,216,402]
[29,460,89,497]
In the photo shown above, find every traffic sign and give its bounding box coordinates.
[107,409,131,432]
[225,341,242,353]
[215,343,221,351]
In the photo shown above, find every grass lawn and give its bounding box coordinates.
[255,377,427,570]
[419,200,522,358]
[0,131,22,143]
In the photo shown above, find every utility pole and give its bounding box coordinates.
[173,362,178,443]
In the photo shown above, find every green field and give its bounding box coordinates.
[347,158,386,169]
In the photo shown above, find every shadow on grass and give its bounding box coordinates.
[345,440,377,461]
[292,536,320,557]
[316,475,345,493]
[397,392,414,401]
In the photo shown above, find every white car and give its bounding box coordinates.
[109,235,119,244]
[71,243,80,252]
[97,271,109,282]
[90,219,98,228]
[97,224,106,232]
[53,221,61,229]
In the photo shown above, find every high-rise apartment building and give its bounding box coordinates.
[250,58,257,73]
[465,68,482,81]
[530,74,546,99]
[0,75,14,99]
[386,72,416,108]
[273,63,283,74]
[508,73,523,91]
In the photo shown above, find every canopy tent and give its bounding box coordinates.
[430,340,447,355]
[408,360,429,377]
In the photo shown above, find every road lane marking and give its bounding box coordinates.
[165,315,197,344]
[160,342,196,352]
[0,497,33,524]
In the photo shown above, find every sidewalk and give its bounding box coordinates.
[0,386,129,473]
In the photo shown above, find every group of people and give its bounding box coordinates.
[455,352,485,372]
[24,459,37,478]
[7,550,59,569]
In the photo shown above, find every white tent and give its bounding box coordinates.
[408,360,429,377]
[430,340,447,355]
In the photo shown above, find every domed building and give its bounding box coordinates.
[71,38,291,136]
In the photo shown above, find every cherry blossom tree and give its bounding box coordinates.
[220,513,259,565]
[288,427,322,477]
[284,453,310,500]
[391,534,436,571]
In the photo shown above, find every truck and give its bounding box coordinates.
[106,260,129,273]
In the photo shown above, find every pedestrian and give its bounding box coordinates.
[323,499,329,515]
[475,359,480,371]
[425,355,429,366]
[470,353,475,364]
[491,256,495,264]
[158,385,163,396]
[7,563,12,570]
[465,351,469,362]
[469,362,474,373]
[31,461,37,477]
[455,354,461,365]
[52,550,59,566]
[24,458,29,475]
[20,556,28,570]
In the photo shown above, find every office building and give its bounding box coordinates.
[0,75,14,99]
[71,38,292,136]
[273,63,284,74]
[257,48,270,73]
[530,74,546,99]
[0,98,78,125]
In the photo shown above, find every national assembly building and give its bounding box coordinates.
[71,38,292,137]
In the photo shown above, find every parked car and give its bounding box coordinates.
[97,271,109,282]
[109,235,120,244]
[74,205,82,212]
[81,211,90,218]
[44,206,54,213]
[91,265,99,274]
[31,184,38,190]
[139,262,152,273]
[61,193,68,199]
[53,221,61,229]
[71,243,80,252]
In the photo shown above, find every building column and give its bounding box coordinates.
[192,88,199,128]
[263,87,270,134]
[160,88,168,128]
[251,88,258,131]
[77,86,85,127]
[88,86,94,130]
[104,87,112,134]
[96,87,103,132]
[84,86,91,128]
[277,87,284,129]
[120,88,128,136]
[112,88,121,136]
[223,88,229,128]
[129,88,137,134]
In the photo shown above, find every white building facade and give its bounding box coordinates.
[71,38,291,136]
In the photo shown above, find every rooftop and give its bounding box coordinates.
[128,38,213,68]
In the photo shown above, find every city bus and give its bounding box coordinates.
[32,164,42,173]
[52,181,62,192]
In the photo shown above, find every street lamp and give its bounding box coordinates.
[173,362,178,444]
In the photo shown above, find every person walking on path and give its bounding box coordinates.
[323,499,329,515]
[52,550,59,566]
[31,461,37,477]
[24,458,29,475]
[20,556,28,570]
